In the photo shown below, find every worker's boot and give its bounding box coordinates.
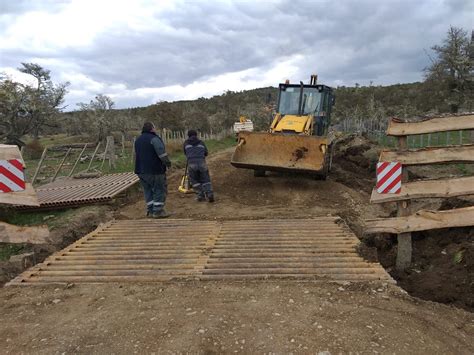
[206,193,215,203]
[196,192,206,202]
[152,210,171,218]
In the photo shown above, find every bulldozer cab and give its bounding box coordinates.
[274,83,334,136]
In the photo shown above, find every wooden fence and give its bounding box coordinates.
[365,114,474,270]
[29,129,233,185]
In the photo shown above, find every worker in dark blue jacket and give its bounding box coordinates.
[134,122,171,218]
[183,130,214,202]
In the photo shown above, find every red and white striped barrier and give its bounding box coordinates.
[376,162,401,194]
[0,159,26,193]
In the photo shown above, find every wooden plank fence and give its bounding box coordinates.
[365,113,474,270]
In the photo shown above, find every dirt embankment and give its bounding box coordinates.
[332,135,473,312]
[0,206,114,286]
[368,197,474,312]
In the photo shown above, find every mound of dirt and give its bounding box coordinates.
[331,134,380,193]
[374,226,474,312]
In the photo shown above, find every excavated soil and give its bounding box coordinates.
[370,197,474,312]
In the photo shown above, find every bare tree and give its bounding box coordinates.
[77,94,115,142]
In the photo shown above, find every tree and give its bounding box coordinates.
[425,26,473,113]
[77,94,115,142]
[0,63,68,145]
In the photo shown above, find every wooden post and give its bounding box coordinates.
[121,133,125,156]
[87,142,101,171]
[131,137,136,163]
[100,138,110,170]
[396,135,412,270]
[106,136,116,169]
[68,143,88,177]
[52,148,72,182]
[31,147,48,185]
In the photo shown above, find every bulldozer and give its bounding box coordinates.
[231,75,335,179]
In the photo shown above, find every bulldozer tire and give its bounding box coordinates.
[327,143,334,172]
[313,144,332,180]
[254,169,266,177]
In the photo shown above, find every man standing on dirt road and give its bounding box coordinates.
[134,122,171,218]
[184,130,214,202]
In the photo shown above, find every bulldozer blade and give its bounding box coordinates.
[231,132,328,174]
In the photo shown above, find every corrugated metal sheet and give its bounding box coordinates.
[18,172,138,210]
[8,218,393,285]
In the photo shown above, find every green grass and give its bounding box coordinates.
[0,244,27,261]
[3,210,69,228]
[373,130,472,148]
[35,134,89,148]
[206,137,237,153]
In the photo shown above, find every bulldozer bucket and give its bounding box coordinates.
[231,132,329,174]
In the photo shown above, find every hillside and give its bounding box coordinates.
[60,80,471,136]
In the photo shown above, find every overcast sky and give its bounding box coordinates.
[0,0,472,110]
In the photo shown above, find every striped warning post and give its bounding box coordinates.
[376,162,401,194]
[0,159,26,193]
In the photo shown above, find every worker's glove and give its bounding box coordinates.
[163,156,172,168]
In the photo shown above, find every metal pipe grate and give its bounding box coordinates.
[17,172,139,210]
[8,218,394,285]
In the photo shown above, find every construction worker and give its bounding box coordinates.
[184,130,214,202]
[134,122,171,218]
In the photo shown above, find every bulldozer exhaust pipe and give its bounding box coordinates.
[310,74,318,85]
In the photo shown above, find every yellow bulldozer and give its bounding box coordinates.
[231,75,335,179]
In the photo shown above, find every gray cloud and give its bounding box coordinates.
[0,0,472,109]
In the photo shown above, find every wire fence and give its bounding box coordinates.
[334,117,474,148]
[158,128,234,144]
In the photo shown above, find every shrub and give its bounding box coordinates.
[23,140,44,159]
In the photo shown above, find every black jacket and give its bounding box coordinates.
[134,132,167,174]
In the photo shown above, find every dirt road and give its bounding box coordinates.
[1,146,473,353]
[120,149,382,237]
[1,281,473,354]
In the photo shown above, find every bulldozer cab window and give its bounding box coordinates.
[279,86,323,116]
[301,88,322,115]
[278,87,300,115]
